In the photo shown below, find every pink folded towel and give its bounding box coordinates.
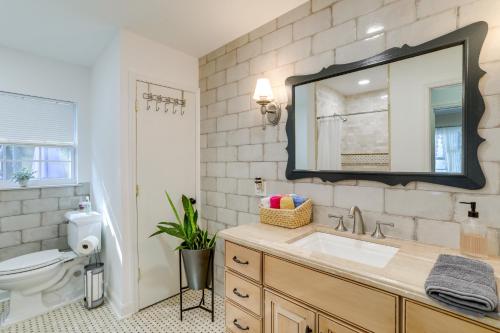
[270,195,282,209]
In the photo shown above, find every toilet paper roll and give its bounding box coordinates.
[78,235,99,255]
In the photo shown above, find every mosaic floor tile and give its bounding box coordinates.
[0,290,224,333]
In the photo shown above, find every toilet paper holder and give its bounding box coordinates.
[84,250,104,310]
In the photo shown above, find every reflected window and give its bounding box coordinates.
[435,127,462,173]
[431,84,463,173]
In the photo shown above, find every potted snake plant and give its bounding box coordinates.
[151,192,216,290]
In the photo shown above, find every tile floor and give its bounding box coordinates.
[0,290,225,333]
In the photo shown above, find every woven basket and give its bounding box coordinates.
[259,199,312,229]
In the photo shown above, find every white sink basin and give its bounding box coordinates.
[291,232,399,268]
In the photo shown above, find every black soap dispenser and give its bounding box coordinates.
[459,201,488,258]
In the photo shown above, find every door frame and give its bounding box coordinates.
[127,71,200,314]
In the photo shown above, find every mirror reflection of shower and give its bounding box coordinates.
[294,45,463,174]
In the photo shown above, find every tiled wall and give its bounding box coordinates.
[199,0,500,294]
[0,183,90,261]
[341,90,389,155]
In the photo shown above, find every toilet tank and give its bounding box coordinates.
[65,211,102,253]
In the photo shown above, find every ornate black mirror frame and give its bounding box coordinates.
[285,21,488,189]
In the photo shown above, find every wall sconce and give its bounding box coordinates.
[253,78,281,129]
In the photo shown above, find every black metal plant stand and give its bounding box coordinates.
[179,249,215,322]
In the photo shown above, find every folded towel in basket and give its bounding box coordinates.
[290,194,306,208]
[280,196,295,210]
[424,254,498,315]
[270,195,282,209]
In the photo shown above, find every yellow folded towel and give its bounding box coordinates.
[280,196,295,210]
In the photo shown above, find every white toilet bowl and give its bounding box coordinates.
[0,249,86,326]
[0,211,101,327]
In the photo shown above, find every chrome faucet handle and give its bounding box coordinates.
[371,221,394,239]
[328,214,347,232]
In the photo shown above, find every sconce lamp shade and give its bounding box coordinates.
[253,78,274,102]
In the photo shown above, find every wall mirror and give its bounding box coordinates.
[285,22,487,189]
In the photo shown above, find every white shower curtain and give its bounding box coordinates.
[317,117,343,170]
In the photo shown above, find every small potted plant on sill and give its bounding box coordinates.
[11,168,36,187]
[150,192,216,290]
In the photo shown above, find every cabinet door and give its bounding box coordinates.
[318,315,365,333]
[404,299,497,333]
[265,290,315,333]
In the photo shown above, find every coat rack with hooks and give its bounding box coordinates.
[137,80,186,115]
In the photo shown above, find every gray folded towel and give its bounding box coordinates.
[425,254,498,315]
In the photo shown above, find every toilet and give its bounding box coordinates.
[0,211,102,326]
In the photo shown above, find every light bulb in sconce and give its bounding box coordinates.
[253,78,274,103]
[253,78,281,130]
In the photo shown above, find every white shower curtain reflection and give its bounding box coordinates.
[317,117,343,170]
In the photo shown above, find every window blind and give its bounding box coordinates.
[0,92,75,145]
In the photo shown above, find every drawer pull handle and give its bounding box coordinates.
[233,319,249,331]
[305,326,312,333]
[232,256,249,265]
[233,288,249,298]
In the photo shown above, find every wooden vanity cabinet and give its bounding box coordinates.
[224,241,500,333]
[264,254,397,333]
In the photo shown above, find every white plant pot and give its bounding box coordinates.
[18,180,29,187]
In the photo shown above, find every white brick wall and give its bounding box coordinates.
[312,20,356,54]
[198,0,500,296]
[263,26,293,53]
[0,183,90,261]
[293,8,332,40]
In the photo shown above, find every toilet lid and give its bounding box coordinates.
[0,249,62,275]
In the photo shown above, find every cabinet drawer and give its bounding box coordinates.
[226,242,262,283]
[264,255,397,333]
[319,315,366,333]
[226,300,262,333]
[404,299,498,333]
[226,271,262,316]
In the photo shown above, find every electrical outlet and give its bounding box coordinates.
[254,178,267,196]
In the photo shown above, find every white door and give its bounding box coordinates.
[136,80,197,309]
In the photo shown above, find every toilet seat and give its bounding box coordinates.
[0,249,63,276]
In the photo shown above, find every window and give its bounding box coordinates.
[435,126,462,173]
[0,91,76,187]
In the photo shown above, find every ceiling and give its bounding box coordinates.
[321,65,389,96]
[0,0,307,67]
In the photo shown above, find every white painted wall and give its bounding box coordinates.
[90,30,199,317]
[89,34,124,315]
[390,46,462,172]
[0,46,91,182]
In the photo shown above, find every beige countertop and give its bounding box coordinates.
[219,223,500,329]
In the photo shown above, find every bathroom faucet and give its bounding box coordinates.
[349,206,365,235]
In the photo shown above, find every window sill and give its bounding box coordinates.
[0,183,81,191]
